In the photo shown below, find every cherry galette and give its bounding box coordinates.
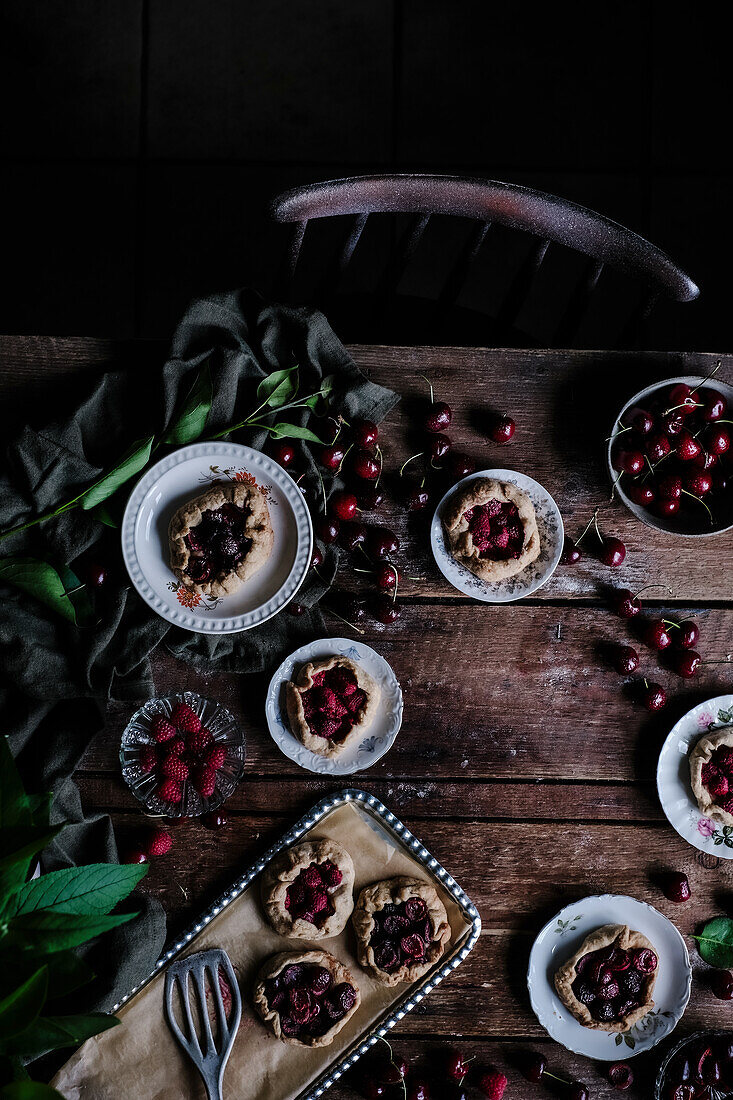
[168,482,273,598]
[352,876,451,986]
[442,477,541,582]
[260,839,355,940]
[690,727,733,826]
[554,924,658,1032]
[284,656,380,759]
[253,949,360,1047]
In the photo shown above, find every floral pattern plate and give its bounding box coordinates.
[528,894,691,1060]
[430,468,564,603]
[265,637,403,775]
[657,693,733,857]
[121,442,312,634]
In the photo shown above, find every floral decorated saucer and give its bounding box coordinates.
[430,468,564,603]
[121,441,312,634]
[265,638,403,775]
[528,894,691,1059]
[657,694,733,858]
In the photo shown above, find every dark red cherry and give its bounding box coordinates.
[713,469,729,494]
[675,619,699,649]
[660,411,685,437]
[599,536,626,567]
[692,449,718,471]
[375,563,400,590]
[424,401,452,433]
[330,490,358,521]
[706,426,731,456]
[607,1061,634,1090]
[84,560,108,588]
[123,849,148,865]
[613,448,644,476]
[684,471,713,497]
[676,431,702,462]
[405,485,430,511]
[562,537,582,565]
[644,620,673,650]
[567,1085,589,1100]
[352,418,378,447]
[658,473,682,501]
[668,382,698,414]
[428,434,451,462]
[352,449,380,481]
[613,588,642,618]
[641,681,667,711]
[358,485,384,510]
[518,1052,547,1082]
[710,969,733,1000]
[628,407,654,435]
[339,521,367,552]
[372,595,401,624]
[406,1079,431,1100]
[672,649,701,678]
[446,453,476,479]
[362,1081,388,1100]
[270,441,295,467]
[661,871,691,903]
[646,433,671,462]
[489,415,516,444]
[653,498,680,518]
[319,444,345,471]
[445,1052,470,1082]
[701,388,727,422]
[628,482,655,507]
[366,526,399,561]
[202,811,228,829]
[286,601,306,616]
[611,645,639,675]
[315,516,340,544]
[310,547,323,570]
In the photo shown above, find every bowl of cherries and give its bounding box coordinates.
[607,374,733,537]
[655,1029,733,1099]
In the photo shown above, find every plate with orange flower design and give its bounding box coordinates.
[121,442,312,633]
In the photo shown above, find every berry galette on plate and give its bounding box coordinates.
[352,876,451,986]
[690,727,733,826]
[260,839,355,940]
[253,949,360,1047]
[442,476,540,582]
[284,656,380,759]
[168,482,274,599]
[554,924,658,1032]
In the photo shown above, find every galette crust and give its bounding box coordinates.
[554,923,657,1033]
[442,476,541,582]
[690,727,733,825]
[284,655,380,759]
[352,876,452,987]
[168,482,274,599]
[260,838,355,940]
[253,949,361,1047]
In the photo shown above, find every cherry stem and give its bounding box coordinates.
[575,507,599,547]
[336,442,353,477]
[542,1070,572,1086]
[607,423,633,441]
[399,453,422,477]
[681,488,714,525]
[419,373,435,405]
[374,444,384,488]
[633,583,675,600]
[325,606,365,636]
[378,1038,407,1100]
[609,470,623,501]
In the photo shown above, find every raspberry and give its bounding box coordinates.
[470,509,493,542]
[718,795,733,815]
[321,861,342,888]
[325,696,349,720]
[152,716,177,743]
[478,1067,508,1100]
[310,889,330,914]
[709,772,730,799]
[717,747,733,772]
[146,828,173,857]
[492,528,510,550]
[139,745,158,773]
[486,499,502,517]
[161,755,189,781]
[327,667,357,695]
[156,779,182,803]
[186,727,214,755]
[318,717,341,739]
[345,688,367,714]
[204,745,227,770]
[168,736,186,757]
[194,765,216,797]
[303,864,323,888]
[310,686,337,713]
[171,703,201,734]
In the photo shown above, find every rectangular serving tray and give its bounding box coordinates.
[112,788,482,1100]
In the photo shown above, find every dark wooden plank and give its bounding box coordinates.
[78,606,733,782]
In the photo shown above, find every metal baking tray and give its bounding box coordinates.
[112,787,482,1100]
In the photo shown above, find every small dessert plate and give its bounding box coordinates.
[265,637,403,775]
[430,468,564,603]
[657,693,733,858]
[528,894,691,1060]
[121,441,312,634]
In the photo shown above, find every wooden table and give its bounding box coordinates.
[3,338,733,1099]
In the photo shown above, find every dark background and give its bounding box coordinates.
[2,1,729,350]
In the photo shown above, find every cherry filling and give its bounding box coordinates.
[184,503,252,584]
[462,500,524,560]
[701,746,733,813]
[301,665,367,741]
[284,860,343,926]
[369,897,433,972]
[571,940,657,1023]
[264,964,357,1038]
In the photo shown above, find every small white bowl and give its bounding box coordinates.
[657,693,733,858]
[607,374,733,537]
[430,468,564,603]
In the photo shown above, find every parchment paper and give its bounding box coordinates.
[52,803,473,1100]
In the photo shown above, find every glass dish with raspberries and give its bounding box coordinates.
[608,374,733,536]
[655,1030,733,1100]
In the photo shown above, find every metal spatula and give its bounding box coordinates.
[164,948,242,1100]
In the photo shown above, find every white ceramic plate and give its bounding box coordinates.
[121,442,312,634]
[528,894,691,1060]
[265,637,403,775]
[657,694,733,857]
[430,468,564,603]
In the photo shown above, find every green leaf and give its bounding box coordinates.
[7,863,147,919]
[303,374,335,410]
[256,366,298,409]
[0,1084,65,1099]
[164,361,213,445]
[80,436,155,511]
[692,916,733,967]
[0,740,31,832]
[0,825,64,908]
[24,794,52,828]
[0,559,75,624]
[268,422,326,444]
[0,1014,118,1060]
[3,910,138,954]
[0,952,94,1004]
[0,968,47,1041]
[91,500,120,528]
